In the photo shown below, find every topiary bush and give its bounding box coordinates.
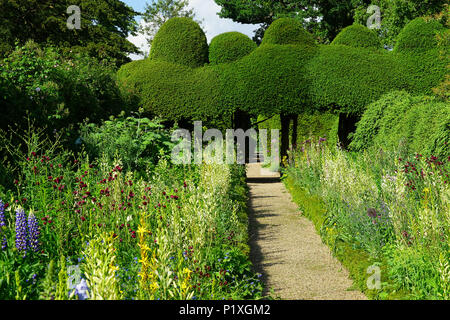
[209,32,257,65]
[118,17,447,131]
[149,17,209,68]
[331,24,382,50]
[118,59,222,121]
[350,91,450,159]
[304,45,410,114]
[261,17,316,47]
[217,43,318,117]
[394,17,446,53]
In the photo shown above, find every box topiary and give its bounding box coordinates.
[149,17,209,68]
[331,24,382,50]
[209,32,257,65]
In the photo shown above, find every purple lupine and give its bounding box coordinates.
[27,212,40,252]
[0,200,5,227]
[0,200,6,250]
[15,208,28,253]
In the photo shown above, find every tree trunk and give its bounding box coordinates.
[280,113,290,163]
[291,114,298,150]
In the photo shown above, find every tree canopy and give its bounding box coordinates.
[140,0,201,52]
[0,0,140,66]
[353,0,447,48]
[213,0,370,43]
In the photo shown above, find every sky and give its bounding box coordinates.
[123,0,259,60]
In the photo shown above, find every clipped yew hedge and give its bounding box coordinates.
[149,17,209,68]
[209,32,257,65]
[261,17,316,47]
[118,16,447,127]
[331,24,382,50]
[394,17,446,53]
[350,91,450,159]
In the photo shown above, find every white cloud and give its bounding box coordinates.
[127,0,259,60]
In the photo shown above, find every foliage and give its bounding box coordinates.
[261,18,317,46]
[118,59,222,121]
[214,0,363,43]
[140,0,201,53]
[119,16,446,132]
[209,32,257,65]
[350,91,450,159]
[0,41,129,142]
[149,17,209,68]
[331,24,382,49]
[394,17,446,53]
[79,115,176,176]
[0,0,140,66]
[304,44,409,114]
[217,43,318,117]
[353,0,447,48]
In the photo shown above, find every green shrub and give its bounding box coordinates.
[331,24,382,50]
[218,44,318,116]
[304,45,410,114]
[118,59,222,121]
[80,115,175,174]
[261,18,316,47]
[209,32,257,65]
[350,91,450,159]
[0,41,128,141]
[394,17,446,53]
[149,17,209,68]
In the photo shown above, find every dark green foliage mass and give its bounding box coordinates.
[304,45,409,114]
[331,24,382,50]
[118,16,448,134]
[149,17,209,68]
[219,43,317,116]
[117,59,221,121]
[0,0,139,66]
[350,91,450,159]
[209,32,257,65]
[0,41,128,139]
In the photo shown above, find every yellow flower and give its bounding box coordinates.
[137,225,149,236]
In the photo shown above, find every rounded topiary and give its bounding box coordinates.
[394,17,445,53]
[261,18,316,46]
[331,24,382,50]
[209,32,257,65]
[350,91,450,159]
[149,17,209,68]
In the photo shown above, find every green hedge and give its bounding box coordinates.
[218,43,318,116]
[304,45,410,114]
[149,17,209,68]
[394,17,446,54]
[350,91,450,159]
[119,17,447,124]
[331,24,382,50]
[118,59,222,121]
[209,32,257,65]
[261,18,316,47]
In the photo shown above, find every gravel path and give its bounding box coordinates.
[247,163,366,300]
